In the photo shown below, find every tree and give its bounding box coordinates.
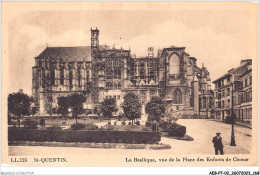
[101,97,118,122]
[145,96,166,123]
[121,92,141,126]
[57,96,69,124]
[8,90,34,127]
[67,93,87,123]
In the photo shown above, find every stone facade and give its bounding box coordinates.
[32,28,214,118]
[212,59,252,123]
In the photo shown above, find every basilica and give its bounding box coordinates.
[32,28,214,118]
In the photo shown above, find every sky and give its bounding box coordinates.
[4,2,258,95]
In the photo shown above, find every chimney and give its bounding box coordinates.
[240,59,252,66]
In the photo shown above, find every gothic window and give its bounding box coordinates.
[60,68,64,85]
[69,70,73,90]
[173,89,182,104]
[140,63,145,80]
[203,97,207,108]
[50,69,55,86]
[78,69,81,87]
[169,54,180,75]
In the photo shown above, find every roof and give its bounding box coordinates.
[240,69,252,78]
[35,46,92,62]
[212,61,251,83]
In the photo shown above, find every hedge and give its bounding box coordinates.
[8,129,161,144]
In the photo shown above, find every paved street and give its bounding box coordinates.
[9,119,251,156]
[161,119,252,155]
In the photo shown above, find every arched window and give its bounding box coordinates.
[173,89,182,104]
[78,69,81,87]
[169,54,180,75]
[60,67,64,85]
[50,69,55,86]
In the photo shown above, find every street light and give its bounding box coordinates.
[230,81,236,146]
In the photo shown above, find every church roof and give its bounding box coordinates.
[35,46,92,62]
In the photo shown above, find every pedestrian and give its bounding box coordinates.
[212,132,224,155]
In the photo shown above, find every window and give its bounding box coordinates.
[250,76,252,85]
[169,54,180,75]
[203,98,206,108]
[218,101,221,108]
[227,88,230,96]
[118,83,121,90]
[50,69,55,86]
[69,70,73,89]
[245,78,248,87]
[173,89,182,104]
[117,95,120,100]
[60,68,64,85]
[78,69,81,87]
[227,77,230,83]
[39,60,42,67]
[221,89,225,98]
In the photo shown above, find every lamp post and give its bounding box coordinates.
[230,81,236,146]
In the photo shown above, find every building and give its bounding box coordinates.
[233,63,252,123]
[212,59,252,123]
[32,28,214,118]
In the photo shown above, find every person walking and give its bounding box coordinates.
[212,132,224,155]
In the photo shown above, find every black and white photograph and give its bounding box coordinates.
[1,1,258,174]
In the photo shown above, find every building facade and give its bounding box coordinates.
[212,59,252,123]
[32,28,214,118]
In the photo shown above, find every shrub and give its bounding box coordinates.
[121,121,126,125]
[136,121,140,125]
[145,121,151,127]
[46,125,62,131]
[71,123,86,130]
[167,123,186,137]
[23,118,37,129]
[142,127,149,131]
[159,120,171,132]
[85,123,99,130]
[9,129,161,144]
